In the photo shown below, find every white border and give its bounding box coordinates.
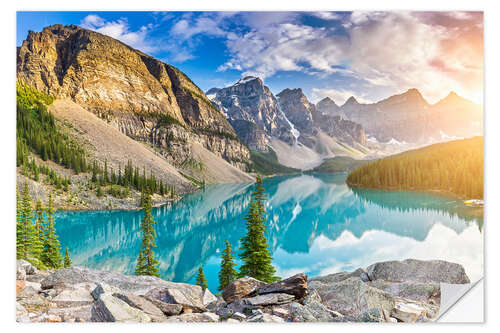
[2,0,498,332]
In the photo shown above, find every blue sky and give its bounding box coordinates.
[17,11,483,104]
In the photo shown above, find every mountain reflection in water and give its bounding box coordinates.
[56,173,483,291]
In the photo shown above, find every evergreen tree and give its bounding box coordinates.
[238,176,279,283]
[135,190,160,277]
[218,240,238,292]
[41,193,63,268]
[64,248,72,268]
[17,181,34,260]
[32,199,45,260]
[195,267,208,291]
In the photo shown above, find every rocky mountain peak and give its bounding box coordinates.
[17,24,251,172]
[317,97,338,108]
[343,96,359,107]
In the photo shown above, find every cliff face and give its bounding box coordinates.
[17,24,250,171]
[277,88,367,146]
[206,76,295,151]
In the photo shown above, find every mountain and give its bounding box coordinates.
[208,80,370,170]
[17,24,252,180]
[336,88,482,143]
[316,97,343,117]
[206,76,295,151]
[277,88,367,147]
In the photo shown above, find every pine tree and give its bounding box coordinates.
[238,176,279,283]
[32,199,45,260]
[218,240,238,292]
[64,248,72,268]
[195,267,208,291]
[17,181,35,260]
[41,193,63,269]
[135,190,160,277]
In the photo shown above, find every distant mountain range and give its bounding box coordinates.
[17,24,483,177]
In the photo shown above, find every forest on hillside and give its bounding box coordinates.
[346,137,483,199]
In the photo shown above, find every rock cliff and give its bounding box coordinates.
[17,24,250,172]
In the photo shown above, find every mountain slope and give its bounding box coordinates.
[17,24,251,174]
[337,89,482,143]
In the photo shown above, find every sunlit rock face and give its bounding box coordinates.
[207,76,295,151]
[338,89,482,144]
[17,24,250,170]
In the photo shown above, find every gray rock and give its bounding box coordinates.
[91,293,151,322]
[41,266,176,294]
[16,302,28,317]
[271,307,289,318]
[17,259,37,275]
[231,312,247,321]
[247,312,284,323]
[52,284,95,307]
[165,312,220,322]
[302,289,322,305]
[17,286,47,307]
[368,280,440,303]
[309,268,369,287]
[357,308,384,322]
[142,296,183,316]
[113,292,166,321]
[145,284,215,312]
[257,273,308,299]
[311,277,396,318]
[222,276,266,303]
[289,300,342,322]
[91,283,122,300]
[366,259,470,284]
[244,293,295,306]
[26,271,51,283]
[47,304,93,322]
[16,265,26,281]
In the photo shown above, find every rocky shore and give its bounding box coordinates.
[16,258,470,323]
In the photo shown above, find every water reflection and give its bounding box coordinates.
[56,173,483,291]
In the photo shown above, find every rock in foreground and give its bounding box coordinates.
[16,258,471,323]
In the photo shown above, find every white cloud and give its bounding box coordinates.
[311,12,343,21]
[80,15,157,53]
[218,23,348,78]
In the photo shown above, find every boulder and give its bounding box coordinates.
[16,280,26,294]
[113,292,166,321]
[91,293,151,322]
[391,302,427,322]
[243,293,295,306]
[366,259,470,284]
[145,284,215,312]
[17,286,47,307]
[271,307,289,318]
[41,266,174,294]
[308,268,369,288]
[17,259,37,275]
[257,273,308,299]
[52,285,95,307]
[17,265,26,281]
[222,277,266,303]
[302,289,322,305]
[357,308,384,322]
[247,312,284,323]
[91,283,122,300]
[231,312,247,321]
[142,296,183,316]
[26,271,51,283]
[47,304,93,322]
[367,280,440,304]
[288,300,342,322]
[311,277,395,317]
[165,312,220,323]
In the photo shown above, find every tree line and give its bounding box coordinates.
[135,175,279,292]
[16,181,71,269]
[346,137,484,199]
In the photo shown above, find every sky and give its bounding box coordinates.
[17,11,483,105]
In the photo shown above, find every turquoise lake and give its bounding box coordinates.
[55,173,483,292]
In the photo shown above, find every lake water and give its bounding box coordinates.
[56,173,483,292]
